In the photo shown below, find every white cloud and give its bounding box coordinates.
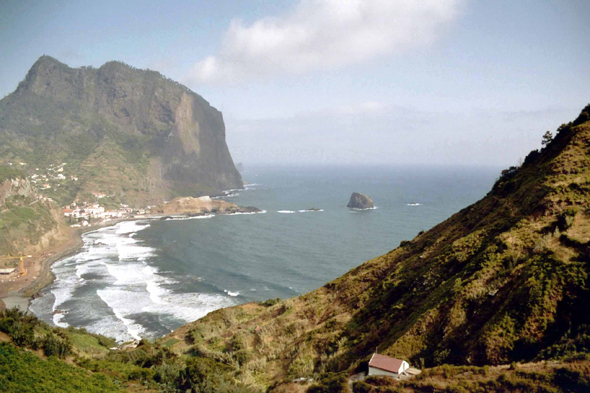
[186,0,463,84]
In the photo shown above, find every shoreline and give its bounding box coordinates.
[0,209,263,313]
[0,217,138,312]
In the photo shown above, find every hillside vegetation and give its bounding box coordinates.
[2,106,590,393]
[156,104,590,391]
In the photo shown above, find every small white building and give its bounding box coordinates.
[368,354,410,378]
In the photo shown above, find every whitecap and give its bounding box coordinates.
[277,210,296,214]
[96,288,147,341]
[224,289,240,297]
[53,313,69,328]
[163,214,215,221]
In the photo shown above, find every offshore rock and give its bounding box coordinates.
[347,192,374,209]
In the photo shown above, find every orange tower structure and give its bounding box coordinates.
[0,252,32,277]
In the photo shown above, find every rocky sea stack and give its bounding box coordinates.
[347,192,374,209]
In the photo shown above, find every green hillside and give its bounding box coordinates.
[3,105,590,393]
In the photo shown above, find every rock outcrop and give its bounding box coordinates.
[0,175,34,206]
[347,192,374,209]
[0,56,243,206]
[156,196,260,215]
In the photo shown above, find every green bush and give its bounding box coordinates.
[0,342,119,392]
[308,373,348,393]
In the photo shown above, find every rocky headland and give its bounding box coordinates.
[0,55,243,207]
[154,195,260,216]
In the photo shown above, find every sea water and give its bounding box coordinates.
[30,165,501,342]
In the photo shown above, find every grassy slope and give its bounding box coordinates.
[0,343,119,393]
[158,105,590,391]
[2,107,589,393]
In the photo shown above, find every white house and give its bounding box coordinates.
[368,354,410,378]
[0,268,16,275]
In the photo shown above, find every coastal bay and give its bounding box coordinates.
[30,165,500,341]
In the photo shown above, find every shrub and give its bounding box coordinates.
[42,333,73,358]
[260,298,281,307]
[308,373,348,393]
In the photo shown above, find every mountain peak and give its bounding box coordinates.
[1,57,242,206]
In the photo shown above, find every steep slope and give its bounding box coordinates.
[0,56,242,206]
[160,105,590,391]
[0,166,68,257]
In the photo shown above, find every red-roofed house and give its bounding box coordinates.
[368,353,410,377]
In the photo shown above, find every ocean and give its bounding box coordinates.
[30,165,501,342]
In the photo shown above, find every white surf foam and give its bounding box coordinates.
[115,220,151,235]
[41,218,235,342]
[96,288,146,341]
[228,210,267,215]
[162,214,215,221]
[277,210,296,214]
[97,255,234,341]
[407,203,422,206]
[224,290,240,297]
[53,313,69,328]
[50,256,81,311]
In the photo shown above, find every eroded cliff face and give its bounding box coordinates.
[0,174,69,256]
[0,56,242,206]
[0,177,34,206]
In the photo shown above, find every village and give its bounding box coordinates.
[6,161,77,190]
[61,196,153,228]
[5,161,153,228]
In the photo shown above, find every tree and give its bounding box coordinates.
[542,131,553,147]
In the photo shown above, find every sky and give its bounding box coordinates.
[1,0,589,166]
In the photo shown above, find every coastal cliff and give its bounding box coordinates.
[0,166,69,257]
[0,56,243,206]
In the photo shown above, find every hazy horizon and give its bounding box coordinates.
[2,0,589,167]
